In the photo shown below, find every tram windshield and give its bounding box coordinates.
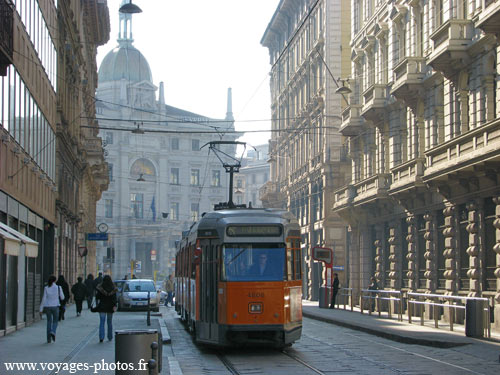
[222,243,285,281]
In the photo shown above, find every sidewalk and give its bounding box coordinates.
[0,305,168,375]
[302,299,500,359]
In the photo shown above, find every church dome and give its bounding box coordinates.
[98,42,152,84]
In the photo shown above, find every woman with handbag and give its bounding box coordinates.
[56,275,70,321]
[39,275,64,343]
[95,275,118,342]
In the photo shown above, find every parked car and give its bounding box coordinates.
[155,281,167,305]
[117,279,161,312]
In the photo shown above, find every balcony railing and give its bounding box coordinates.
[352,173,391,205]
[333,184,356,211]
[475,0,500,37]
[391,57,426,102]
[340,104,364,136]
[427,19,473,76]
[424,117,500,180]
[361,84,388,123]
[389,157,425,195]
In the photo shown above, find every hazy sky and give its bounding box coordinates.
[96,0,281,149]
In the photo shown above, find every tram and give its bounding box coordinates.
[175,208,302,347]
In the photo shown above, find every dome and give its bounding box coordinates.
[98,42,152,84]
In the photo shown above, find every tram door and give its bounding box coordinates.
[199,240,219,342]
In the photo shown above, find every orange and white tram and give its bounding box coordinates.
[175,208,302,347]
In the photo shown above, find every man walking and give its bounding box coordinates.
[164,275,175,307]
[71,277,87,316]
[329,273,340,309]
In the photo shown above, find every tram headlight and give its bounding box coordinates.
[248,303,263,314]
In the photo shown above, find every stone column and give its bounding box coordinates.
[466,201,481,296]
[406,215,417,290]
[374,225,384,285]
[443,205,458,293]
[492,197,500,330]
[424,213,436,291]
[388,221,401,289]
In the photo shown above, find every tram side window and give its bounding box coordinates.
[286,238,301,280]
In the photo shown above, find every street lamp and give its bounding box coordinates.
[119,0,142,14]
[335,79,352,95]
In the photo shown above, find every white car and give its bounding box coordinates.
[118,279,161,312]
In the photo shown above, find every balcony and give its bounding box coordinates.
[390,57,426,104]
[427,19,474,78]
[424,117,500,182]
[0,0,14,76]
[352,173,391,206]
[476,0,500,37]
[259,181,286,209]
[333,184,356,212]
[340,104,364,136]
[389,158,425,197]
[361,84,388,123]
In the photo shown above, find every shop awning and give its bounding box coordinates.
[0,222,39,257]
[0,226,21,256]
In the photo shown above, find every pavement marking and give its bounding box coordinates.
[46,327,98,375]
[307,319,487,374]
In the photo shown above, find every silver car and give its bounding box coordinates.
[118,279,161,312]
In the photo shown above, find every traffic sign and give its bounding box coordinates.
[87,233,108,241]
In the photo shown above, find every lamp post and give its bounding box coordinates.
[119,0,142,14]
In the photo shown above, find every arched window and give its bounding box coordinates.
[130,158,156,181]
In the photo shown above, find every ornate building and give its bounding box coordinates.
[333,0,500,327]
[95,5,236,280]
[0,0,109,335]
[261,0,352,299]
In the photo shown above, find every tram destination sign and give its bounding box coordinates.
[226,225,282,237]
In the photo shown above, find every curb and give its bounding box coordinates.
[159,318,171,344]
[303,310,470,348]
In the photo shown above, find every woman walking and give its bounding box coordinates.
[56,275,70,321]
[95,275,118,342]
[39,275,63,343]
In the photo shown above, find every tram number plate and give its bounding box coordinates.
[248,292,264,298]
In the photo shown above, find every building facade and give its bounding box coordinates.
[0,0,109,335]
[234,145,270,208]
[95,6,236,280]
[334,0,500,328]
[261,0,352,299]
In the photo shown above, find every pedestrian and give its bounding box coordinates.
[368,276,378,312]
[329,273,340,309]
[56,275,70,321]
[123,274,128,280]
[71,276,87,316]
[164,274,175,307]
[93,272,103,289]
[84,274,95,309]
[39,275,64,343]
[95,275,118,342]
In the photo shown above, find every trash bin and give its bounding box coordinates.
[465,299,483,338]
[319,287,331,308]
[115,329,161,374]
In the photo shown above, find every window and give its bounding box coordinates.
[171,138,179,150]
[130,193,144,218]
[251,174,256,184]
[190,169,199,186]
[105,132,113,145]
[170,202,179,220]
[190,203,199,221]
[105,199,113,218]
[170,168,179,184]
[108,163,113,182]
[192,139,199,151]
[211,170,220,187]
[236,179,243,188]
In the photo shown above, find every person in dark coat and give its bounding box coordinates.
[84,274,94,309]
[329,273,340,309]
[93,272,103,289]
[95,275,118,342]
[56,275,70,321]
[368,276,378,312]
[71,277,87,316]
